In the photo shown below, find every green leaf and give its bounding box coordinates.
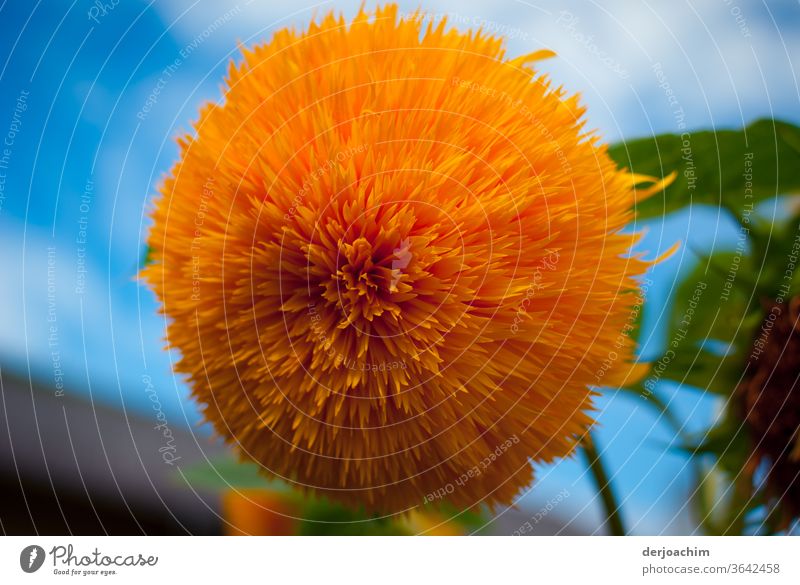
[667,252,757,351]
[177,455,289,491]
[682,412,749,478]
[141,245,154,268]
[693,462,731,536]
[748,211,800,299]
[297,500,411,536]
[608,118,800,220]
[426,502,489,535]
[654,349,742,396]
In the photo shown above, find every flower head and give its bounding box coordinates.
[739,296,800,528]
[143,4,659,513]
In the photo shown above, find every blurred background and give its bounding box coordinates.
[0,0,798,535]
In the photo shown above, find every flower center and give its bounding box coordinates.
[334,237,407,324]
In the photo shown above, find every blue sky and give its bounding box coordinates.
[0,0,798,533]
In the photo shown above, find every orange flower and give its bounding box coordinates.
[143,4,664,513]
[222,489,298,536]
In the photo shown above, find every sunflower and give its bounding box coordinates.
[739,296,800,529]
[143,4,666,514]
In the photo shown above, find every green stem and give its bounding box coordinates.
[581,433,626,536]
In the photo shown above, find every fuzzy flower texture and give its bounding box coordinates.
[144,5,668,513]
